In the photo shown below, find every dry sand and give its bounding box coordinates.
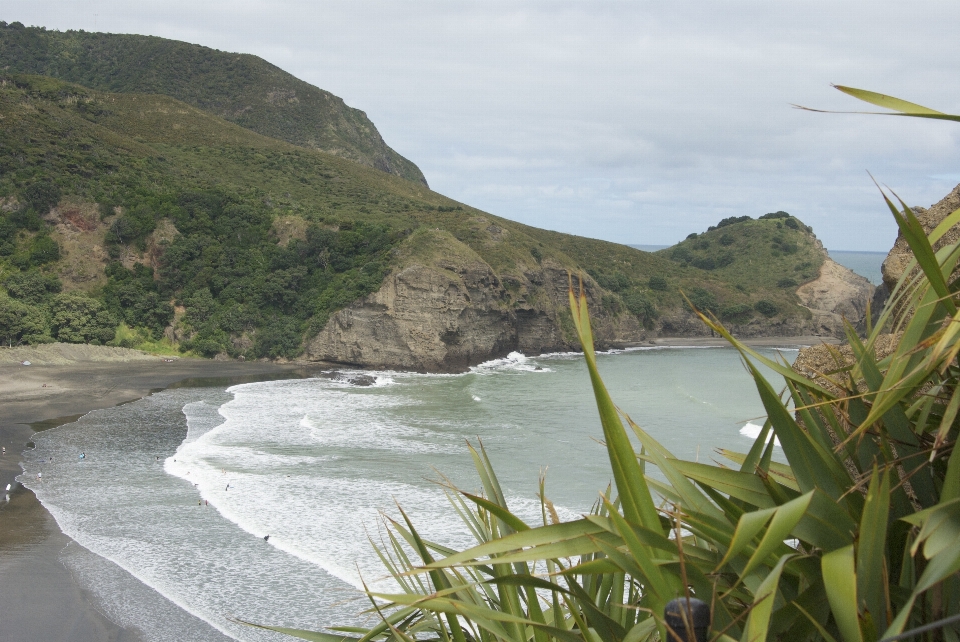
[0,344,315,642]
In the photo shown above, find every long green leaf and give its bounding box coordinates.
[569,281,661,533]
[856,467,890,627]
[833,85,947,115]
[822,545,863,642]
[741,554,792,642]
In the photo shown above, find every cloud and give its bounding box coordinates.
[5,0,960,250]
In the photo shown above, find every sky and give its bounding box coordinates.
[5,1,960,251]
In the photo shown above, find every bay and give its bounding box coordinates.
[17,346,795,641]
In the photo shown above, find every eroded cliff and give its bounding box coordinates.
[306,228,874,372]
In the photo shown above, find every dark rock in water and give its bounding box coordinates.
[347,375,377,387]
[313,371,376,386]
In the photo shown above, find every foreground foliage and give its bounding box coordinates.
[245,188,958,641]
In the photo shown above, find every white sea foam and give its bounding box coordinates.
[739,421,781,446]
[19,345,797,641]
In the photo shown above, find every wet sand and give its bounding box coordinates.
[0,349,315,642]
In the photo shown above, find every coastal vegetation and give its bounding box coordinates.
[240,89,959,642]
[247,194,958,642]
[0,61,832,360]
[0,21,427,185]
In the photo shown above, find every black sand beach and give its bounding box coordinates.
[0,345,312,642]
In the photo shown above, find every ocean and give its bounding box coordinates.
[17,347,796,641]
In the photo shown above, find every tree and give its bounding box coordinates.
[0,297,51,345]
[4,269,62,304]
[49,293,117,344]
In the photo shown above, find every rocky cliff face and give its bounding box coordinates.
[305,230,642,372]
[881,183,960,294]
[306,229,875,372]
[794,184,960,381]
[796,258,874,335]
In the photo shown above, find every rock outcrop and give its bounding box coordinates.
[795,184,960,383]
[306,228,876,372]
[796,259,874,335]
[305,230,642,372]
[881,183,960,293]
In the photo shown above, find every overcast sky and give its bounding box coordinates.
[6,1,960,251]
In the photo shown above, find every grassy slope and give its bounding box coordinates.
[0,73,824,356]
[0,22,427,186]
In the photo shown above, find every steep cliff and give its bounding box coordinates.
[881,183,960,296]
[0,72,875,369]
[796,258,874,335]
[306,227,874,372]
[305,229,642,372]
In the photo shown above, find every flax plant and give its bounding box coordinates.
[251,88,960,641]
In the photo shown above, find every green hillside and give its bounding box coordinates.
[0,21,427,186]
[0,71,825,360]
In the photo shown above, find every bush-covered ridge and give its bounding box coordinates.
[0,72,832,358]
[0,21,427,186]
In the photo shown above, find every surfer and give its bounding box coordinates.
[263,535,270,542]
[79,452,85,460]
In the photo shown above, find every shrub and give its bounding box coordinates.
[21,180,61,214]
[648,275,667,291]
[687,286,717,313]
[691,256,716,270]
[777,276,798,288]
[719,233,735,246]
[529,246,543,263]
[4,270,62,304]
[720,302,753,323]
[592,271,631,292]
[27,235,60,266]
[670,246,692,264]
[622,292,658,328]
[715,214,751,228]
[686,232,698,239]
[759,210,790,219]
[600,293,622,315]
[784,217,799,229]
[754,299,778,316]
[715,251,734,268]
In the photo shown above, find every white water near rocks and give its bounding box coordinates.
[18,347,794,641]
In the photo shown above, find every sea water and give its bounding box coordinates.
[17,347,796,641]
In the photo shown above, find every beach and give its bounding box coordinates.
[0,336,834,641]
[0,345,312,642]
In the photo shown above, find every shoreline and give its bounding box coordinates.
[0,349,316,642]
[0,335,832,640]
